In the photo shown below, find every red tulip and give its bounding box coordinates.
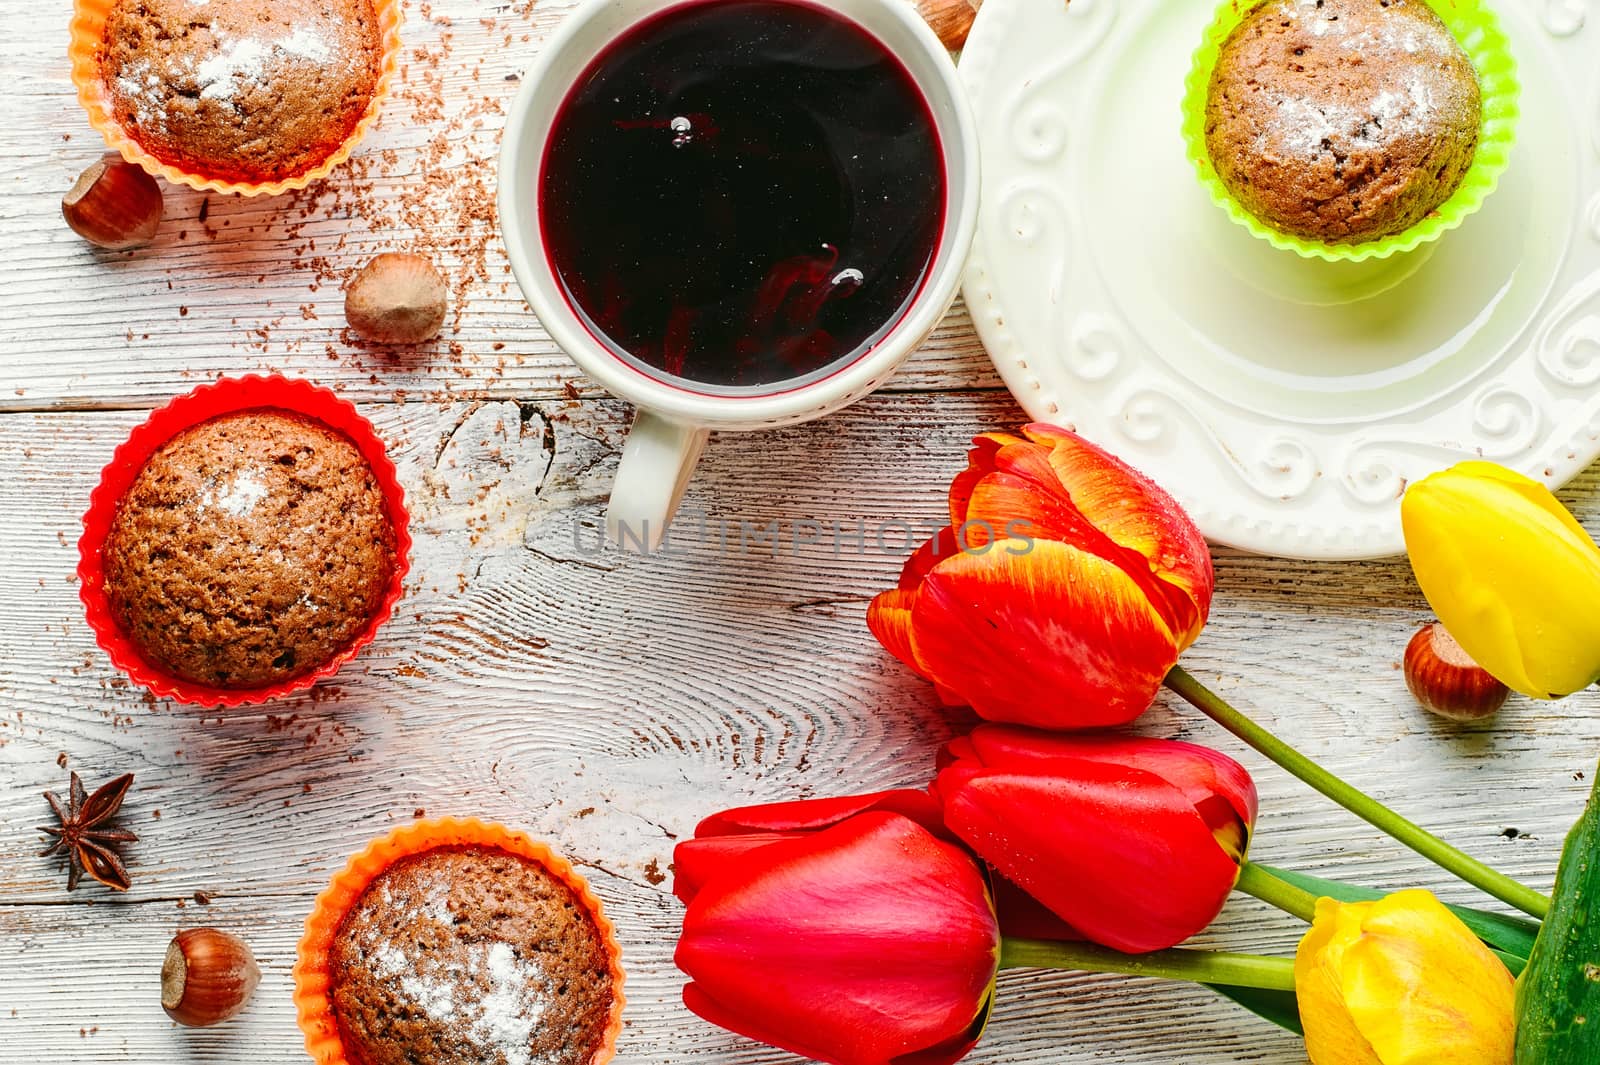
[677,788,1077,943]
[934,725,1257,954]
[673,788,947,904]
[868,424,1213,729]
[675,810,1000,1065]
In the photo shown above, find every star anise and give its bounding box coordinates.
[37,771,138,891]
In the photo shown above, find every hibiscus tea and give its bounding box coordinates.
[539,0,946,392]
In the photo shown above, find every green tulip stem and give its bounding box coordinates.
[1235,862,1319,923]
[999,938,1297,992]
[1165,665,1551,920]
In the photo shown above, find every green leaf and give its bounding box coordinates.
[1257,862,1539,965]
[1497,950,1529,978]
[1515,765,1600,1063]
[1204,984,1303,1035]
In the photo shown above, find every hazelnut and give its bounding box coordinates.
[345,252,448,344]
[161,927,260,1027]
[62,158,163,250]
[916,0,983,49]
[1403,621,1510,722]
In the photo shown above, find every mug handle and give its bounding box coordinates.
[607,410,710,552]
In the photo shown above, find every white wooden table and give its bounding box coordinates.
[0,1,1591,1062]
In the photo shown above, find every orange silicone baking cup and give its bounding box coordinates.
[68,0,402,196]
[293,818,627,1065]
[77,374,413,708]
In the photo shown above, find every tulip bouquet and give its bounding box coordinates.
[672,424,1600,1065]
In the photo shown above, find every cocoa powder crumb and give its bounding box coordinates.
[274,0,522,367]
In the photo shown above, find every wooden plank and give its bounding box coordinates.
[4,0,1596,1060]
[0,391,1592,1063]
[0,0,1001,412]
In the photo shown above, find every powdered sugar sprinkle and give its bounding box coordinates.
[362,874,557,1065]
[197,468,269,517]
[195,25,335,104]
[1245,0,1477,161]
[108,8,356,124]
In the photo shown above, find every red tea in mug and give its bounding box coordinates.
[539,0,946,393]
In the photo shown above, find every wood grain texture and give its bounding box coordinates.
[0,0,1596,1063]
[2,394,1597,1065]
[0,0,999,411]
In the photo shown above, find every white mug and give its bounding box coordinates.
[498,0,980,550]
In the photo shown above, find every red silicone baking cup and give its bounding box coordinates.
[77,374,412,708]
[293,818,627,1065]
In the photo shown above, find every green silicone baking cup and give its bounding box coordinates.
[1180,0,1520,262]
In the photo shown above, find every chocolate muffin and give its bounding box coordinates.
[1204,0,1482,244]
[329,846,618,1065]
[101,408,395,690]
[99,0,383,183]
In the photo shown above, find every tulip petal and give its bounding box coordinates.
[694,789,946,838]
[683,982,989,1065]
[874,528,976,683]
[990,871,1086,942]
[673,833,792,905]
[868,588,929,679]
[1445,461,1595,543]
[910,540,1180,728]
[893,985,995,1065]
[949,726,1259,831]
[1296,893,1516,1065]
[949,433,1027,527]
[677,812,999,1065]
[959,450,1120,555]
[1296,899,1386,1065]
[937,733,978,772]
[936,760,1241,952]
[679,790,952,905]
[952,437,1200,646]
[1403,464,1600,698]
[898,527,965,592]
[873,427,1219,724]
[1024,424,1214,646]
[679,791,954,903]
[1339,891,1515,1065]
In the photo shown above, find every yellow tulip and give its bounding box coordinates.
[1295,890,1515,1065]
[1401,461,1600,699]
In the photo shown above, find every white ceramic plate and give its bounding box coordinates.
[959,0,1600,559]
